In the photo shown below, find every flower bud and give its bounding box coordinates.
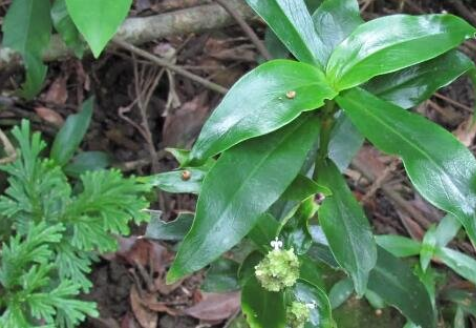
[286,302,311,328]
[254,247,299,292]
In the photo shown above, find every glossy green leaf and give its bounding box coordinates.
[312,0,363,64]
[51,0,85,58]
[145,166,208,194]
[317,159,377,296]
[263,29,289,61]
[63,151,111,178]
[365,50,475,108]
[329,278,354,309]
[375,235,421,258]
[281,174,331,202]
[434,215,461,247]
[65,0,132,57]
[364,289,386,309]
[189,60,335,163]
[328,112,363,171]
[145,212,194,241]
[329,51,475,172]
[299,255,326,291]
[368,248,436,328]
[420,226,437,271]
[202,258,240,292]
[240,252,286,328]
[51,97,94,166]
[293,281,336,328]
[2,0,52,99]
[248,213,280,253]
[336,88,476,244]
[245,0,325,67]
[327,14,476,90]
[435,246,476,285]
[167,114,322,283]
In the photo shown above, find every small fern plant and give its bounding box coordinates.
[0,120,151,327]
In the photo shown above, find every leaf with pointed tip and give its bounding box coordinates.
[189,60,336,163]
[167,114,322,283]
[434,215,461,247]
[51,97,94,166]
[375,235,421,258]
[366,50,475,108]
[336,87,476,245]
[312,0,363,64]
[368,248,436,328]
[330,50,476,171]
[316,159,377,296]
[327,14,476,90]
[435,246,476,285]
[65,0,132,57]
[51,0,85,58]
[245,0,325,67]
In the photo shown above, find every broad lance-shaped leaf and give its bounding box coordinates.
[189,60,336,163]
[312,0,363,64]
[246,0,325,67]
[326,14,476,90]
[435,246,476,285]
[2,0,52,98]
[368,248,436,328]
[66,0,132,58]
[316,159,377,296]
[336,88,476,244]
[329,50,475,171]
[366,50,475,109]
[167,114,321,283]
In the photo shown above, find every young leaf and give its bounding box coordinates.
[434,215,461,247]
[368,248,436,328]
[281,174,331,202]
[326,14,476,90]
[51,0,85,58]
[316,159,377,296]
[420,226,437,271]
[167,114,322,283]
[189,60,336,163]
[435,246,476,285]
[336,88,476,244]
[365,50,475,109]
[245,0,325,67]
[375,235,421,258]
[51,97,94,166]
[65,0,132,57]
[2,0,52,98]
[312,0,363,64]
[240,253,286,328]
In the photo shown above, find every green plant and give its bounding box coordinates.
[0,101,151,326]
[2,0,131,98]
[144,1,476,327]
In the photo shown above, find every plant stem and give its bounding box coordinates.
[313,100,337,180]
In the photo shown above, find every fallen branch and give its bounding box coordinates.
[0,0,254,71]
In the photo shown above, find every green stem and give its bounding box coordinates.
[313,100,337,181]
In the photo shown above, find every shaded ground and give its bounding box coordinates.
[1,0,476,327]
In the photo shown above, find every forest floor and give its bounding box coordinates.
[1,0,476,327]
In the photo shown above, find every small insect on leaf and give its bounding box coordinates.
[181,170,192,181]
[286,90,297,99]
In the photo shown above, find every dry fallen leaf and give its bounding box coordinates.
[130,286,158,328]
[44,76,68,104]
[34,107,64,127]
[183,291,241,322]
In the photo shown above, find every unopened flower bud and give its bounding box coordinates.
[254,246,299,292]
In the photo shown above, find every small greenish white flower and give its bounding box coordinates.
[254,239,300,292]
[286,301,311,328]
